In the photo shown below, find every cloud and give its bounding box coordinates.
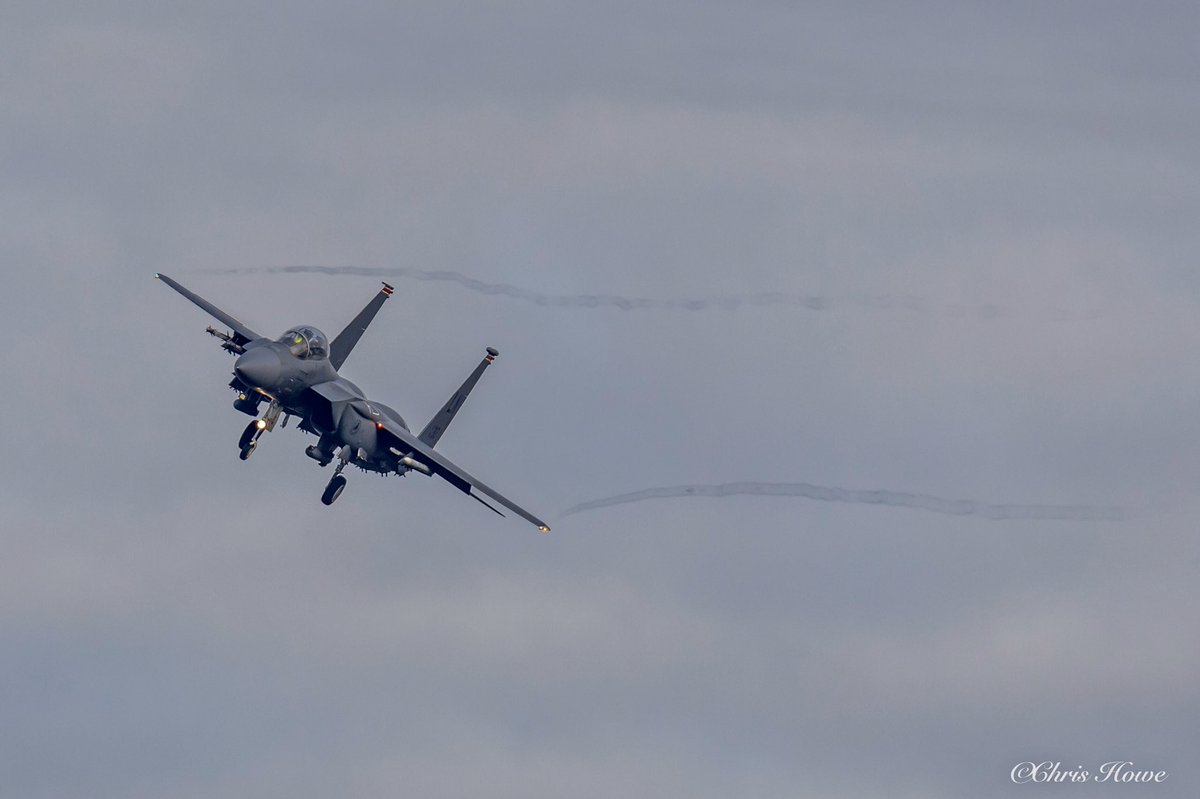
[3,4,1197,799]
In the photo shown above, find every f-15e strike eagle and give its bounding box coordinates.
[156,274,550,531]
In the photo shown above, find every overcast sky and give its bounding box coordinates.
[2,2,1198,797]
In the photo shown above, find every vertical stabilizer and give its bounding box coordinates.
[419,347,499,447]
[329,282,393,370]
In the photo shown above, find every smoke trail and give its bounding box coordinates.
[562,482,1123,521]
[204,265,1074,319]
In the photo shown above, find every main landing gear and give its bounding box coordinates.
[320,446,353,505]
[321,474,347,505]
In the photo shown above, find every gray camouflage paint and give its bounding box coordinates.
[1,3,1197,798]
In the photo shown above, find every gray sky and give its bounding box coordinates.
[2,2,1198,797]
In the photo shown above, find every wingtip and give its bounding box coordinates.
[537,525,550,533]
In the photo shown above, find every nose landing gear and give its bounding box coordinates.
[237,400,282,460]
[238,419,263,460]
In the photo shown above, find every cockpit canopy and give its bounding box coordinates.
[278,326,328,360]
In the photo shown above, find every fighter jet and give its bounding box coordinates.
[155,274,550,531]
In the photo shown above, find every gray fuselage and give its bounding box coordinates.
[233,327,408,474]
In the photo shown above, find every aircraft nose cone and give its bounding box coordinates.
[234,347,281,389]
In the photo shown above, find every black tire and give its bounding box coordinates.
[238,420,258,450]
[238,440,256,460]
[321,474,347,505]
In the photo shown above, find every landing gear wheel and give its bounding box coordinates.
[321,474,347,505]
[238,420,259,450]
[239,440,257,460]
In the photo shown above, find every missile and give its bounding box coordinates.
[402,456,432,475]
[206,325,245,354]
[390,447,433,475]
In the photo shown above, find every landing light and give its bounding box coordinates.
[255,419,267,429]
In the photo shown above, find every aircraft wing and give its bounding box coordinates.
[378,419,551,532]
[155,273,262,345]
